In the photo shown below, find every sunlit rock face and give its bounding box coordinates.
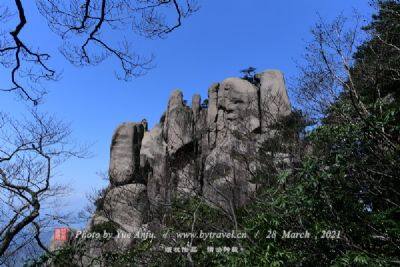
[257,70,291,131]
[109,122,145,185]
[217,77,260,132]
[102,184,149,234]
[90,69,291,235]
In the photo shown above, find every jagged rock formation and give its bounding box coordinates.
[89,69,291,243]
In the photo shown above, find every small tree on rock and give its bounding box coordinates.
[240,67,257,82]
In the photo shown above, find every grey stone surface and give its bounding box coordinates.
[140,124,168,205]
[140,124,166,167]
[207,83,219,126]
[192,94,201,122]
[163,90,194,154]
[90,69,292,249]
[109,122,144,185]
[102,184,149,234]
[256,70,291,132]
[207,83,219,148]
[217,77,260,133]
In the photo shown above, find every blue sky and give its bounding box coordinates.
[0,1,373,214]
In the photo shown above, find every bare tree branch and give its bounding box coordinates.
[0,110,86,259]
[0,0,198,104]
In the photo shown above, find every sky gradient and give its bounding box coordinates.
[0,0,373,214]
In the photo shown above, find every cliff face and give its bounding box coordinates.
[90,70,291,241]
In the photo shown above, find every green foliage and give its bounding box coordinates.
[91,221,118,241]
[28,243,84,267]
[101,240,154,267]
[49,245,82,267]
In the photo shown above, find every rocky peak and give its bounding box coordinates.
[90,69,292,244]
